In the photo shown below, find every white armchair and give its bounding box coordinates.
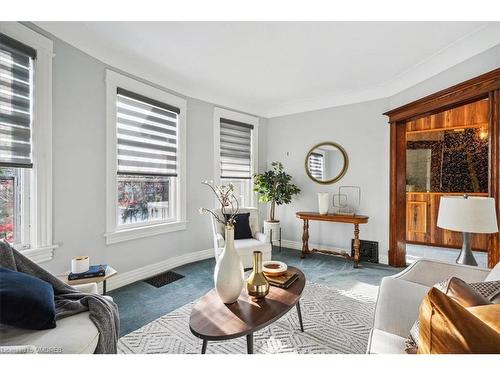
[211,208,272,268]
[367,258,499,354]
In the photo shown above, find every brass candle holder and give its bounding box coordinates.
[246,251,269,300]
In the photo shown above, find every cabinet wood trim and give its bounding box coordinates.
[384,69,500,122]
[385,69,500,267]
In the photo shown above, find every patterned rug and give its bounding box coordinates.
[118,282,376,354]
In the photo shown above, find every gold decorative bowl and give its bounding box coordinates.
[262,261,288,277]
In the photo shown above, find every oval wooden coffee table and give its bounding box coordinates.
[189,266,305,354]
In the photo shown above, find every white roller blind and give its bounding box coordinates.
[116,87,180,176]
[309,152,324,180]
[0,33,35,168]
[220,118,253,179]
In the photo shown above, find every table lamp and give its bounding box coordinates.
[437,195,498,266]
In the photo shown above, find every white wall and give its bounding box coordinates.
[29,23,499,274]
[265,99,391,264]
[27,25,260,277]
[389,45,500,108]
[264,45,499,265]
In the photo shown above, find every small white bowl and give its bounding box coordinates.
[262,260,288,277]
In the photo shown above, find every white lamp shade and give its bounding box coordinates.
[437,196,499,234]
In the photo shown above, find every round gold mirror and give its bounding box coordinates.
[305,142,349,184]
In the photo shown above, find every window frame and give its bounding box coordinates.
[309,150,326,180]
[105,70,187,244]
[2,168,30,250]
[0,22,55,263]
[213,107,258,208]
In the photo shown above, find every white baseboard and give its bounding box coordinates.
[104,248,214,292]
[280,239,388,265]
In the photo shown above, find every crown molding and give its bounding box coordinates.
[384,68,500,122]
[33,21,500,119]
[264,23,500,118]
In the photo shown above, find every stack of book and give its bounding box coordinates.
[265,270,299,289]
[68,264,108,281]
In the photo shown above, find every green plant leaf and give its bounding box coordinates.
[253,162,301,220]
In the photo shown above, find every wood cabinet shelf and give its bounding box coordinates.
[405,122,487,135]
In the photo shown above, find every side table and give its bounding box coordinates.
[57,266,118,295]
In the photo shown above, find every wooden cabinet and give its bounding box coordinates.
[406,200,427,236]
[406,193,489,251]
[385,69,500,268]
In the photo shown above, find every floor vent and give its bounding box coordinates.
[350,239,379,263]
[143,271,184,288]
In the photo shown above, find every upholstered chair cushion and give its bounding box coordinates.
[224,212,253,239]
[485,262,500,282]
[0,267,56,330]
[213,208,258,238]
[417,288,500,354]
[405,277,498,353]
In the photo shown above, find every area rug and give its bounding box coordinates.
[118,282,376,354]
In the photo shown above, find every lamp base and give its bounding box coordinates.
[456,232,478,267]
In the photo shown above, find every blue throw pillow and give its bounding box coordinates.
[0,267,56,330]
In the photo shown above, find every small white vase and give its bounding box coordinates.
[318,192,330,215]
[214,225,244,304]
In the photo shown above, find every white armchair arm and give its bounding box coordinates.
[254,231,269,243]
[393,258,490,287]
[373,277,430,337]
[216,233,225,248]
[73,282,98,294]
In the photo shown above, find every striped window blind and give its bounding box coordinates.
[116,87,180,177]
[220,118,253,179]
[0,33,36,168]
[308,152,324,180]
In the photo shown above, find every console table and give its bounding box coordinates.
[295,212,369,268]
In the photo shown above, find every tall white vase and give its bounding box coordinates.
[318,192,330,215]
[214,225,244,304]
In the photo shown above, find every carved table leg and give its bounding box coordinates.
[301,219,309,258]
[353,223,360,268]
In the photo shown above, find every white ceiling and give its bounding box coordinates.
[35,22,500,118]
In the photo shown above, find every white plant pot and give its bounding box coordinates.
[263,220,280,241]
[214,225,244,304]
[318,192,330,215]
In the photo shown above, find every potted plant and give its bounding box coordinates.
[253,162,301,241]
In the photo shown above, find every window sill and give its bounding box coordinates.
[104,220,187,245]
[22,244,59,264]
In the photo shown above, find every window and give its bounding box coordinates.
[0,23,54,262]
[0,33,34,248]
[308,152,324,180]
[105,70,186,244]
[0,167,29,247]
[214,108,258,208]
